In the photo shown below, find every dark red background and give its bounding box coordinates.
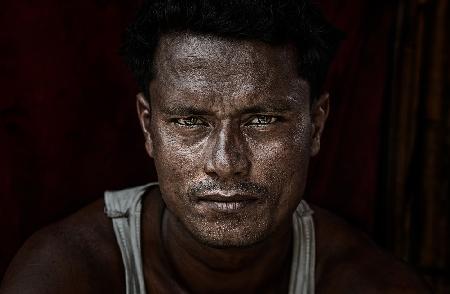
[0,0,395,276]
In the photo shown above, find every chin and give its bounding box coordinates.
[183,215,273,248]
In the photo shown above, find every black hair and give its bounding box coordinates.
[121,0,344,101]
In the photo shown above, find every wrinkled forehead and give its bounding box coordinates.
[156,32,296,67]
[151,32,308,107]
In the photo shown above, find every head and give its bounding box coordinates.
[122,0,342,248]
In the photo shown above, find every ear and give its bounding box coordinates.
[136,92,154,158]
[310,92,330,156]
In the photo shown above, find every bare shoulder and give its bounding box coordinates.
[0,199,124,294]
[312,205,431,294]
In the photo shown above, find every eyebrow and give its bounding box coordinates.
[160,104,212,116]
[159,103,295,116]
[239,105,294,114]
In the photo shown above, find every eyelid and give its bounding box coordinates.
[173,116,208,126]
[171,114,281,127]
[245,115,279,126]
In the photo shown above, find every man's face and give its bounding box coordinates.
[139,32,325,248]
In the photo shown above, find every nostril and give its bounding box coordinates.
[203,124,250,178]
[204,146,250,178]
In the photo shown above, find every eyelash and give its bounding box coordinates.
[245,115,279,126]
[172,115,280,127]
[173,117,207,127]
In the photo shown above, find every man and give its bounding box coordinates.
[1,0,430,293]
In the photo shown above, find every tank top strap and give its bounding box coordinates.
[288,200,316,294]
[104,183,156,294]
[104,184,315,294]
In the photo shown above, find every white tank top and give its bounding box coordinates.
[104,183,316,294]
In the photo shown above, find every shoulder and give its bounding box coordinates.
[312,205,431,294]
[1,199,124,294]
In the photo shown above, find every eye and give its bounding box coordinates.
[246,115,278,126]
[174,117,207,127]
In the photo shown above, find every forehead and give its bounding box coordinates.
[151,32,308,108]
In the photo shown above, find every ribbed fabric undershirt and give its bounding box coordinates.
[104,183,315,294]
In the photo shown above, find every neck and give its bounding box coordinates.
[162,208,293,293]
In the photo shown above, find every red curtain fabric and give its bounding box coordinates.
[380,0,449,291]
[307,0,396,231]
[0,0,395,276]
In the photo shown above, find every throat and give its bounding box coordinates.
[161,208,293,293]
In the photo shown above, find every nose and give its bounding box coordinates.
[204,122,250,179]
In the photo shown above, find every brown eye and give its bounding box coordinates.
[247,115,278,126]
[175,117,207,127]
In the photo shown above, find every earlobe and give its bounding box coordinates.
[136,92,154,158]
[310,92,330,156]
[145,138,154,158]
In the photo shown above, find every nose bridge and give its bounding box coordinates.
[205,120,249,178]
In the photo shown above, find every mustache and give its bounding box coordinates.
[188,180,269,198]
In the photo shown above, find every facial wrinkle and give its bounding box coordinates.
[149,31,314,250]
[154,33,305,118]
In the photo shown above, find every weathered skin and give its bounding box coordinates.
[1,32,431,293]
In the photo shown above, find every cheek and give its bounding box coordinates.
[246,120,312,210]
[249,135,310,186]
[247,115,312,176]
[151,127,206,194]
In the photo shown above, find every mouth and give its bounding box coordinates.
[195,193,259,213]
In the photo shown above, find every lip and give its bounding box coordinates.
[195,192,259,213]
[197,199,257,213]
[197,192,259,202]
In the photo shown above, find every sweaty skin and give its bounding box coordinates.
[1,32,431,293]
[139,32,318,292]
[146,32,315,249]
